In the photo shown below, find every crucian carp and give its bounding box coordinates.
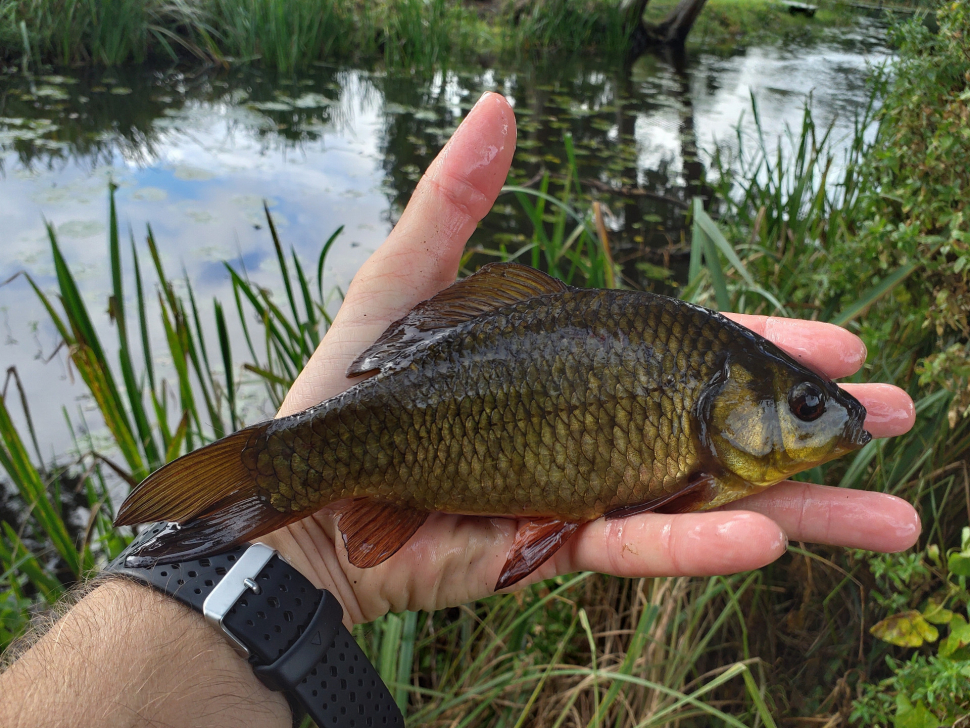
[115,262,871,590]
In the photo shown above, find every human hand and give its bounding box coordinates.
[258,92,919,628]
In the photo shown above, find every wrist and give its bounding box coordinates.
[106,534,404,727]
[0,579,290,728]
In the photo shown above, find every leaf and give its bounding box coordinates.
[870,610,939,647]
[894,696,941,728]
[939,615,970,658]
[948,552,970,578]
[922,598,954,625]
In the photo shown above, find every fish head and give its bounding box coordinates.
[700,350,871,488]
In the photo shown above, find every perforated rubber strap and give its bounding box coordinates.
[108,523,404,728]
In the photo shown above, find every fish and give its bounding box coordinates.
[114,262,871,589]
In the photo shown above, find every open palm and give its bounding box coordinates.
[259,93,919,627]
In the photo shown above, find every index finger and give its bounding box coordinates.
[278,93,517,417]
[722,314,867,379]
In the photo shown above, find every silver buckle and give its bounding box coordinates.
[202,543,276,658]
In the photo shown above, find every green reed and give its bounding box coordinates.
[0,0,634,70]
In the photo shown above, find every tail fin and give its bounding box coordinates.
[119,496,293,565]
[115,425,266,526]
[114,422,298,561]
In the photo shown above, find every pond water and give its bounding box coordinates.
[0,17,892,461]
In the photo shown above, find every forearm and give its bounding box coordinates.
[0,579,290,728]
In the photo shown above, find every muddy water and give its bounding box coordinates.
[0,17,892,459]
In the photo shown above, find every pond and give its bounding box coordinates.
[0,16,892,461]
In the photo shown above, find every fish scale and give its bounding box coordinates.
[244,290,714,521]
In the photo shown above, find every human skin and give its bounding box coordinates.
[0,92,918,728]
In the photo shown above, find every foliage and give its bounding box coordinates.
[852,529,970,726]
[0,0,861,70]
[641,0,857,50]
[0,0,617,69]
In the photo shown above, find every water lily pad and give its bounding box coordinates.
[636,261,673,281]
[249,100,293,112]
[172,164,216,181]
[182,208,216,224]
[232,194,275,209]
[384,102,413,115]
[34,86,69,100]
[55,220,105,238]
[292,92,335,108]
[131,187,168,202]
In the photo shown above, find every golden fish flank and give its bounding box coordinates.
[115,262,870,590]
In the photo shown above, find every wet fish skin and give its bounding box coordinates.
[115,262,870,586]
[245,289,720,520]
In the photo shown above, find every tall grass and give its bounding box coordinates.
[208,0,358,73]
[5,0,218,67]
[0,0,640,70]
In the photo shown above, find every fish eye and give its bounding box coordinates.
[788,382,826,422]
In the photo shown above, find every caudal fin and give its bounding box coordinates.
[114,423,296,559]
[115,425,266,526]
[119,496,294,564]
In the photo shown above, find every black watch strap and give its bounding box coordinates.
[108,523,404,728]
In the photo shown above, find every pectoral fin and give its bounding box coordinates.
[334,499,429,568]
[605,472,719,519]
[495,518,580,591]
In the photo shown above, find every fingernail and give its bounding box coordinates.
[473,91,492,109]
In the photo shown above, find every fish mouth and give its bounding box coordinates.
[838,389,871,449]
[841,421,872,449]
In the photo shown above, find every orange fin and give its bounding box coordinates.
[122,494,294,565]
[605,473,718,520]
[495,518,580,591]
[115,424,268,526]
[347,262,569,376]
[335,500,429,568]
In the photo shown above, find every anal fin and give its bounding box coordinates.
[605,473,719,520]
[496,518,580,591]
[335,500,429,568]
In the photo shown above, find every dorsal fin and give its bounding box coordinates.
[347,262,569,376]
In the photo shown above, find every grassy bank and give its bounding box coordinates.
[642,0,857,50]
[0,0,627,71]
[2,4,968,727]
[0,0,862,72]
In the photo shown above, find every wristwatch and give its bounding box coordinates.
[108,522,404,727]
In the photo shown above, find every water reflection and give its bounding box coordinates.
[0,17,892,457]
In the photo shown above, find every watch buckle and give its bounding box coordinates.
[201,543,276,658]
